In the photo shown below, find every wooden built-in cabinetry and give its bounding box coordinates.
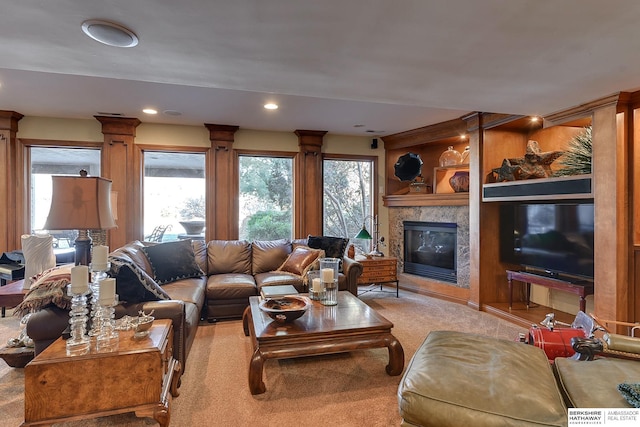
[383,93,639,328]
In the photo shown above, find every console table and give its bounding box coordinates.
[506,270,594,313]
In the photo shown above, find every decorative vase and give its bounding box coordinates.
[439,146,462,167]
[449,171,470,192]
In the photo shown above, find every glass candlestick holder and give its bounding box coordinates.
[307,270,325,301]
[66,285,90,356]
[96,295,119,353]
[320,258,340,306]
[89,262,109,338]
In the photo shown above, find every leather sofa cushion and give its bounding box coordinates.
[207,240,252,274]
[255,272,304,292]
[554,357,640,408]
[398,330,567,427]
[206,273,257,299]
[252,239,291,274]
[112,240,154,276]
[192,239,208,275]
[162,276,206,307]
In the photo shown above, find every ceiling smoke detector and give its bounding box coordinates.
[81,20,139,48]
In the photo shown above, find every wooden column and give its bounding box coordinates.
[0,111,24,252]
[592,99,631,325]
[294,130,326,238]
[205,124,239,240]
[95,116,141,249]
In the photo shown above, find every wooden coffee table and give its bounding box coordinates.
[22,319,179,427]
[242,291,404,395]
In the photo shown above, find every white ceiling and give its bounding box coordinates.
[1,0,640,137]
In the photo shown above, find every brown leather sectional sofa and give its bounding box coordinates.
[26,237,363,387]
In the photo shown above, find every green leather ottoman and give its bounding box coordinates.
[397,330,567,427]
[554,357,640,408]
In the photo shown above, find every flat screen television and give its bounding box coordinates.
[499,202,594,280]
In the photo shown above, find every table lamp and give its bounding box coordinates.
[43,170,117,266]
[354,214,384,257]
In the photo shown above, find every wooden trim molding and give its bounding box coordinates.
[0,111,24,252]
[382,117,467,150]
[95,116,141,249]
[205,124,239,240]
[294,130,326,237]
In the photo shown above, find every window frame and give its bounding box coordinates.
[137,144,210,242]
[18,139,104,236]
[321,153,379,238]
[235,149,297,240]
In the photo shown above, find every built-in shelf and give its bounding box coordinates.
[383,192,469,207]
[482,174,593,202]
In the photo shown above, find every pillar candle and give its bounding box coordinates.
[99,278,116,305]
[70,265,89,293]
[92,245,109,270]
[321,268,334,283]
[312,277,322,292]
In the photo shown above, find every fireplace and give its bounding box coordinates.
[403,221,457,283]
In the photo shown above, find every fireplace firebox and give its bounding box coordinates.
[403,221,457,283]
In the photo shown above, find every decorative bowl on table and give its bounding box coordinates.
[259,296,310,323]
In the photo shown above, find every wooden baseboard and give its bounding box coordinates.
[399,273,469,305]
[483,302,575,329]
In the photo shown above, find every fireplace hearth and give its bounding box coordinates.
[403,221,457,284]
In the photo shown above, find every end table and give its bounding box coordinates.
[356,256,399,297]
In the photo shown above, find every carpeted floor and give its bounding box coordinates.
[0,288,526,426]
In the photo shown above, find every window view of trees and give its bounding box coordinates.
[239,155,293,240]
[323,159,373,245]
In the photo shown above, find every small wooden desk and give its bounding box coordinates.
[356,256,399,297]
[506,270,594,313]
[23,319,179,427]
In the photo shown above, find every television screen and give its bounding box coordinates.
[499,202,594,279]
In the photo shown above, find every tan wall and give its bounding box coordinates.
[16,117,390,240]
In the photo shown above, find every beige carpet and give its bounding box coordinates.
[0,289,526,426]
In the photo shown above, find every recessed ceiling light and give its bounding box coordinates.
[142,108,158,115]
[264,103,278,110]
[81,20,139,48]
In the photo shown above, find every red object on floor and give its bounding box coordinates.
[528,327,587,361]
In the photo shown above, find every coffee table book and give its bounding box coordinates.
[22,319,179,427]
[260,284,299,299]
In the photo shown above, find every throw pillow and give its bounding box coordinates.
[277,246,324,277]
[108,255,170,303]
[14,264,74,316]
[141,239,205,285]
[307,235,349,271]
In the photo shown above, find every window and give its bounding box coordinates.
[323,158,375,249]
[238,154,293,240]
[143,151,206,242]
[30,147,101,243]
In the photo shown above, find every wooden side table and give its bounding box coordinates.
[23,319,180,427]
[0,279,27,317]
[356,256,399,297]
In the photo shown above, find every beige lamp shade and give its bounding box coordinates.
[44,175,117,231]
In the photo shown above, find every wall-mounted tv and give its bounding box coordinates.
[499,202,594,280]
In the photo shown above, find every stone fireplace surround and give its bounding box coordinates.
[387,205,470,289]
